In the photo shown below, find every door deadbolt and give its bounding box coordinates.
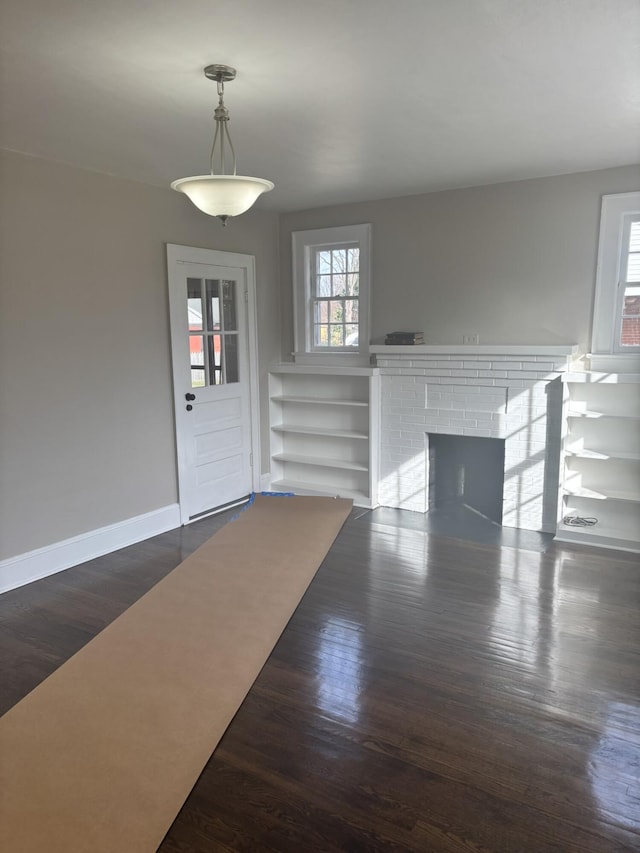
[185,393,196,401]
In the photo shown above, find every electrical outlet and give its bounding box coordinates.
[462,334,479,345]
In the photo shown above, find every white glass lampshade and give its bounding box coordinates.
[171,174,274,218]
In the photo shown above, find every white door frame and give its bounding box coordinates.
[167,243,262,524]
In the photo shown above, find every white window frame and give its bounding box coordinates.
[591,192,640,369]
[292,224,371,365]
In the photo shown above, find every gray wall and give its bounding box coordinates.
[0,150,280,560]
[2,151,638,563]
[279,165,639,357]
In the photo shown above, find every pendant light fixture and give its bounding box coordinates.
[171,65,274,225]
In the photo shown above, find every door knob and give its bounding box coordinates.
[186,404,193,412]
[185,393,196,401]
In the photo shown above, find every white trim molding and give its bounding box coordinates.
[591,191,640,358]
[0,504,180,595]
[292,223,371,366]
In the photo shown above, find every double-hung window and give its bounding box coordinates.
[591,192,640,363]
[292,224,371,362]
[311,242,360,349]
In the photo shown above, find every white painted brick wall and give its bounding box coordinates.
[377,350,571,531]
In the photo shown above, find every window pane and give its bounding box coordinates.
[330,301,343,322]
[315,301,328,323]
[332,249,346,273]
[623,289,640,314]
[347,274,359,296]
[332,274,346,296]
[627,253,640,281]
[224,334,239,383]
[317,251,331,275]
[315,325,328,346]
[620,318,640,346]
[317,275,331,296]
[345,299,359,322]
[620,286,640,346]
[626,221,640,281]
[347,248,359,273]
[345,324,358,346]
[187,278,203,331]
[330,325,344,346]
[190,335,205,388]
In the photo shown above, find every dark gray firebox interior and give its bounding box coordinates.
[428,434,506,525]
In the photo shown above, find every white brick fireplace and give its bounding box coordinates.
[371,346,578,533]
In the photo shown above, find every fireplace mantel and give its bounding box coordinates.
[371,344,579,357]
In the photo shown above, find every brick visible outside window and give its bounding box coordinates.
[621,292,640,346]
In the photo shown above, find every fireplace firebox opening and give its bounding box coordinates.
[427,434,506,525]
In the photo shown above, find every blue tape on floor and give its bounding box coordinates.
[230,491,295,521]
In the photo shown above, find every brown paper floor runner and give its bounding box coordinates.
[0,495,352,853]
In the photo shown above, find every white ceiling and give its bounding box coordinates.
[1,0,639,212]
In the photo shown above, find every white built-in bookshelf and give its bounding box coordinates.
[268,365,380,507]
[557,372,640,552]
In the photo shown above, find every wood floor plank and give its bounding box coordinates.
[1,505,639,852]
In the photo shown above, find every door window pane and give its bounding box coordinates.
[207,335,221,385]
[187,278,203,331]
[222,281,237,330]
[205,280,220,332]
[190,335,205,387]
[186,278,240,386]
[224,335,239,383]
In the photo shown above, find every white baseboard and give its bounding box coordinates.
[0,504,181,595]
[555,529,640,554]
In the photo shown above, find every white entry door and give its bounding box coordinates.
[167,245,260,523]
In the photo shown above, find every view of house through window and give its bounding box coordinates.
[312,244,359,348]
[620,217,640,347]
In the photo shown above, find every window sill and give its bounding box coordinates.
[588,353,640,372]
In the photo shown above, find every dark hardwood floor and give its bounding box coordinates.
[1,506,639,851]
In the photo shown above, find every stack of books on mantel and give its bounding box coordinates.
[385,331,425,346]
